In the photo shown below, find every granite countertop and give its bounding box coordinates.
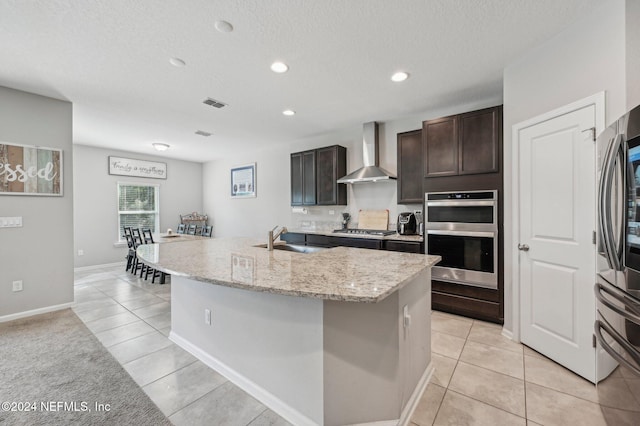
[137,237,439,303]
[287,228,424,242]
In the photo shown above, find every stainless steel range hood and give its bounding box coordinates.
[337,122,397,184]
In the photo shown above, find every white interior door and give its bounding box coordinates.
[518,104,597,382]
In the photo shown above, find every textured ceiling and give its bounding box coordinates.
[0,0,601,162]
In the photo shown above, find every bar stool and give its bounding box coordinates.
[124,233,136,272]
[187,224,198,235]
[177,223,186,234]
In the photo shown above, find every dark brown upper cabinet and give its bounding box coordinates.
[291,150,316,205]
[424,106,502,177]
[316,145,347,205]
[397,129,424,204]
[291,145,346,206]
[423,115,458,177]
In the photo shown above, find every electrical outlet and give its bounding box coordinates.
[12,280,23,292]
[77,249,84,256]
[413,210,422,215]
[204,308,211,325]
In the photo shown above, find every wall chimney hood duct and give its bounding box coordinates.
[337,122,397,184]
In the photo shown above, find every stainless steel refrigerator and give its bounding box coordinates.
[595,105,640,423]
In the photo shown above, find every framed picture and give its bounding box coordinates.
[231,163,256,198]
[0,142,63,196]
[108,156,167,179]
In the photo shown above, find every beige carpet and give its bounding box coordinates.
[0,309,171,426]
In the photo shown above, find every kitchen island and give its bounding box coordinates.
[137,238,440,426]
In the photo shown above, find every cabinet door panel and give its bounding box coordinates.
[424,116,458,177]
[291,153,303,205]
[316,146,338,205]
[459,107,500,175]
[302,151,316,205]
[397,130,423,204]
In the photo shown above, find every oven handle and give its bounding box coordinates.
[426,200,495,207]
[594,318,640,376]
[426,229,496,238]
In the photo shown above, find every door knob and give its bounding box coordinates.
[518,244,530,251]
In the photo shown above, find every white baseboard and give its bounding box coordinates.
[0,302,74,323]
[74,261,126,272]
[502,327,516,342]
[170,331,318,426]
[397,361,434,426]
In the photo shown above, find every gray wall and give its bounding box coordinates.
[0,86,73,319]
[502,0,627,334]
[73,144,203,267]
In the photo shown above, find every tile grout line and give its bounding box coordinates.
[442,318,528,423]
[523,343,529,423]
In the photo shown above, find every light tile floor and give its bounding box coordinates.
[74,265,622,426]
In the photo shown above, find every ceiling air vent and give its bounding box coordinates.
[195,130,212,137]
[203,98,227,108]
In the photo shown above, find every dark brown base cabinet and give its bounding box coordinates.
[291,145,347,206]
[281,232,424,254]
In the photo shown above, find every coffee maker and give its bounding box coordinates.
[397,212,417,235]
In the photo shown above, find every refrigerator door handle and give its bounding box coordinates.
[595,318,640,376]
[595,282,640,324]
[598,135,614,267]
[600,134,625,271]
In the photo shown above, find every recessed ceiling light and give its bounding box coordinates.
[152,142,170,151]
[283,110,296,116]
[214,20,234,33]
[169,57,186,67]
[271,62,289,73]
[391,71,409,82]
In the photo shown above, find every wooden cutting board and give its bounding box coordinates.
[358,209,389,230]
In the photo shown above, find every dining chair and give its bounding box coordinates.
[177,223,186,234]
[142,228,154,244]
[201,225,213,237]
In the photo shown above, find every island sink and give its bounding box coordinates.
[253,243,326,254]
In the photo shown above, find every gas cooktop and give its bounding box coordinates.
[332,229,396,236]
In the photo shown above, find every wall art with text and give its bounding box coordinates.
[0,142,63,196]
[108,156,167,179]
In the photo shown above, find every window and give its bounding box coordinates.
[117,182,159,240]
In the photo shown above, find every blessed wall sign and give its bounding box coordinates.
[0,142,63,196]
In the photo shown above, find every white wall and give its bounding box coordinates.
[0,86,73,319]
[627,0,640,109]
[73,145,203,267]
[203,97,500,240]
[502,0,627,334]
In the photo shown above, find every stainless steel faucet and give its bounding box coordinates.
[267,226,288,250]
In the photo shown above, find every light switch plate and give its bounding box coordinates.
[1,217,23,228]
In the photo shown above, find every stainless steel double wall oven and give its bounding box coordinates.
[425,190,498,289]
